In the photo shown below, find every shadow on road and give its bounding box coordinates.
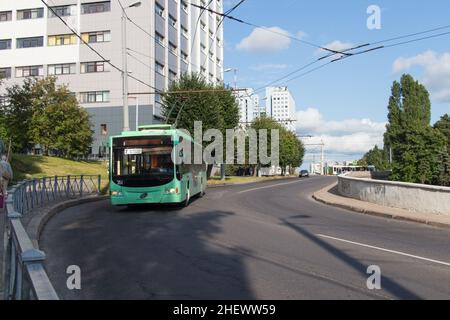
[281,219,421,299]
[41,200,256,300]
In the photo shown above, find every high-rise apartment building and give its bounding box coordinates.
[265,86,296,131]
[0,0,224,155]
[236,88,259,126]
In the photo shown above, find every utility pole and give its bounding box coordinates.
[120,2,142,132]
[320,140,325,176]
[121,9,129,132]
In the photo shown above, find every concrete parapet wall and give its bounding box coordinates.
[338,173,450,216]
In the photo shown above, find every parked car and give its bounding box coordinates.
[299,170,310,178]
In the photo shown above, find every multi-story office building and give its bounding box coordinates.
[236,88,259,126]
[0,0,224,155]
[265,86,296,132]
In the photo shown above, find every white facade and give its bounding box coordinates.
[265,86,296,131]
[236,88,259,125]
[0,0,224,155]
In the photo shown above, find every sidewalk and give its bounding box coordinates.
[0,205,5,299]
[313,183,450,230]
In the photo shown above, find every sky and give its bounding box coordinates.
[221,0,450,168]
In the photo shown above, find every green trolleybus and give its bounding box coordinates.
[109,125,207,207]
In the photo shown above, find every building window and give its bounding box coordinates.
[169,70,177,81]
[81,31,111,43]
[80,61,108,73]
[15,65,44,78]
[0,39,11,50]
[0,67,12,79]
[48,34,77,46]
[155,3,165,17]
[169,42,177,54]
[16,37,44,49]
[155,61,165,75]
[155,32,165,46]
[181,51,188,62]
[169,15,177,28]
[181,1,188,12]
[79,91,110,103]
[200,43,206,52]
[17,8,44,20]
[48,63,76,75]
[200,66,206,74]
[81,1,111,14]
[48,5,76,17]
[200,21,206,31]
[100,124,108,136]
[0,11,12,22]
[181,25,188,37]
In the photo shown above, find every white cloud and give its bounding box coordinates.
[319,40,354,54]
[295,108,386,155]
[236,27,291,53]
[393,51,450,102]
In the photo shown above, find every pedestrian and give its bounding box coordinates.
[0,155,12,198]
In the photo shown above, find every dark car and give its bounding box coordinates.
[299,170,310,178]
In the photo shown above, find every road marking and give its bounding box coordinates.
[317,234,450,267]
[237,179,305,194]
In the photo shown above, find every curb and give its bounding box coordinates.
[312,184,450,230]
[28,195,109,248]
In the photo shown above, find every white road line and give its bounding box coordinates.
[317,234,450,267]
[237,179,305,194]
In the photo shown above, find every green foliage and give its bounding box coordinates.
[1,78,35,152]
[358,145,390,171]
[433,114,450,186]
[251,116,304,174]
[162,73,240,137]
[382,74,448,185]
[279,128,305,173]
[0,77,93,158]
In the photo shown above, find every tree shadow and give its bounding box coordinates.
[41,200,254,300]
[281,218,421,300]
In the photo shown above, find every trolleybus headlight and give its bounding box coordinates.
[111,191,123,197]
[165,188,178,194]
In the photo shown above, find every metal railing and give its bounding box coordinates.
[2,175,101,300]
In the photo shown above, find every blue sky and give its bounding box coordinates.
[222,0,450,167]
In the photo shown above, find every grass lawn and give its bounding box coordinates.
[207,175,296,186]
[9,154,295,192]
[11,154,109,192]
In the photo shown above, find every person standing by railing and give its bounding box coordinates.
[1,154,12,199]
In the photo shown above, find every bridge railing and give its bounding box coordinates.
[2,175,102,300]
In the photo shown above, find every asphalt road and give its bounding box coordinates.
[40,176,450,300]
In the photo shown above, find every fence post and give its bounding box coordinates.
[98,175,101,195]
[66,175,71,198]
[32,179,36,208]
[80,175,84,197]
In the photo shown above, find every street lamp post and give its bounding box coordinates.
[224,68,238,89]
[222,68,239,181]
[121,1,141,132]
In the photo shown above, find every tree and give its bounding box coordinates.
[433,114,450,186]
[162,73,240,177]
[251,116,304,176]
[279,127,304,175]
[358,145,390,171]
[162,73,239,135]
[384,74,447,185]
[0,78,35,152]
[29,78,93,158]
